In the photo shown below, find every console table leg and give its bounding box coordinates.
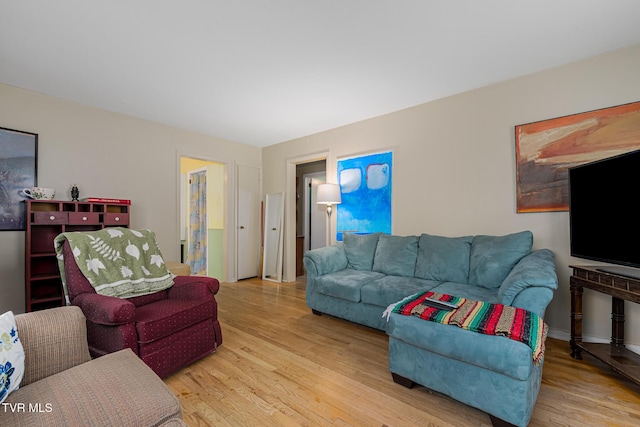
[612,297,625,347]
[570,282,583,359]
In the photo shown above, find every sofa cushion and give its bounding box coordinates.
[316,269,385,302]
[361,276,440,308]
[129,290,169,307]
[430,282,500,305]
[343,232,380,271]
[3,349,182,426]
[469,231,533,289]
[0,311,24,404]
[372,234,419,277]
[415,234,472,283]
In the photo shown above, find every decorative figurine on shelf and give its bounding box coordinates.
[71,184,80,201]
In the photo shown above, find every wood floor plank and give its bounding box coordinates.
[165,278,640,426]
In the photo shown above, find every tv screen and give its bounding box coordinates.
[569,149,640,277]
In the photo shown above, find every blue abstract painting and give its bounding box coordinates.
[336,151,392,241]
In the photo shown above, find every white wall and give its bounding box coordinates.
[3,44,640,344]
[0,84,261,314]
[263,44,640,344]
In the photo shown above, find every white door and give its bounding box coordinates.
[304,175,327,251]
[237,164,261,279]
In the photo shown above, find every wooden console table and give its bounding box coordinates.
[570,265,640,385]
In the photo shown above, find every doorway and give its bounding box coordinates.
[180,157,226,280]
[303,173,327,252]
[295,159,327,277]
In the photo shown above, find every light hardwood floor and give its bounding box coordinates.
[164,278,640,426]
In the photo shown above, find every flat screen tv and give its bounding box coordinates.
[569,149,640,279]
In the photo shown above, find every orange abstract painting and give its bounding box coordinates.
[515,101,640,213]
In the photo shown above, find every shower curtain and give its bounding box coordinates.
[188,170,207,275]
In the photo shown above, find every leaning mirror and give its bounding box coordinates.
[262,192,285,282]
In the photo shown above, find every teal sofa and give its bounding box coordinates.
[303,231,557,427]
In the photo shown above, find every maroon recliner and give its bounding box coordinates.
[61,240,222,378]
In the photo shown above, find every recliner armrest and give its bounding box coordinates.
[169,276,220,300]
[73,292,136,325]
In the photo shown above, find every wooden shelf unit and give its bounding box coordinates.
[25,200,130,312]
[570,265,640,385]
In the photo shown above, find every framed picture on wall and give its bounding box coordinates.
[515,101,640,213]
[336,150,392,240]
[0,126,38,230]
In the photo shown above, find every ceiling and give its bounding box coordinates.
[2,1,640,148]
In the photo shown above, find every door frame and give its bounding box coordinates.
[284,151,329,282]
[177,152,231,281]
[187,167,209,275]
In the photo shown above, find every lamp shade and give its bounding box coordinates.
[317,183,342,205]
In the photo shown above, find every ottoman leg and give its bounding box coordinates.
[311,309,323,316]
[489,414,517,427]
[391,372,415,389]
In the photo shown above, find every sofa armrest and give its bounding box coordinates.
[73,292,136,325]
[511,286,555,318]
[169,276,220,300]
[303,243,348,279]
[15,306,91,386]
[498,249,558,315]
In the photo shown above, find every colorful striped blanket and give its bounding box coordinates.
[385,291,548,365]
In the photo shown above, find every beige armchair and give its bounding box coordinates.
[1,306,185,426]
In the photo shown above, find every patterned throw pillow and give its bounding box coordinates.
[0,311,25,403]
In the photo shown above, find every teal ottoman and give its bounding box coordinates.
[387,311,544,427]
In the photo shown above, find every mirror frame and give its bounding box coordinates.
[262,192,285,282]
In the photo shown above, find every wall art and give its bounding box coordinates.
[336,150,392,240]
[515,101,640,213]
[0,127,38,230]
